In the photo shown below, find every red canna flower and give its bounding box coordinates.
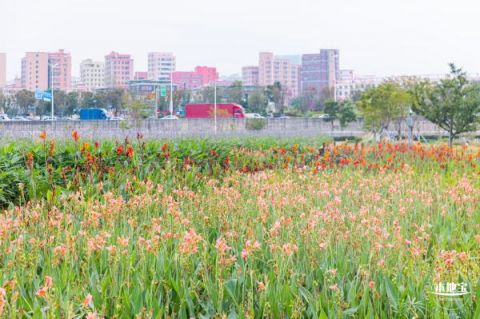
[116,145,124,156]
[94,141,100,149]
[72,130,80,142]
[126,146,134,158]
[161,143,169,152]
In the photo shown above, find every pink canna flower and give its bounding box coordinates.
[83,293,93,307]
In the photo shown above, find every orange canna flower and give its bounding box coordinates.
[126,146,134,158]
[72,130,80,142]
[39,131,47,140]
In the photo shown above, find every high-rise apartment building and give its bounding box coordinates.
[21,52,49,91]
[241,66,259,86]
[194,66,218,85]
[80,59,105,91]
[148,52,175,82]
[0,53,6,88]
[48,49,72,91]
[301,49,339,96]
[21,50,71,92]
[258,52,300,98]
[104,52,134,89]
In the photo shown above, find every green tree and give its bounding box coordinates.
[126,99,151,120]
[247,89,267,113]
[323,99,358,130]
[80,92,96,107]
[411,64,480,146]
[15,90,35,115]
[358,82,411,139]
[227,81,244,105]
[338,100,358,128]
[265,82,284,114]
[65,92,79,115]
[0,92,6,113]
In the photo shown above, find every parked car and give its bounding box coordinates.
[245,113,265,119]
[0,114,11,121]
[11,116,31,121]
[41,116,58,121]
[160,115,179,120]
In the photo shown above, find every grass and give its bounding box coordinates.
[0,132,479,318]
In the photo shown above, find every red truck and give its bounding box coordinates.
[185,103,245,119]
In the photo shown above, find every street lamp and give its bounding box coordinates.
[169,71,173,116]
[214,80,217,135]
[406,109,414,146]
[48,62,58,122]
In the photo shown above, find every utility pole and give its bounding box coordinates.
[49,62,58,123]
[169,71,173,116]
[407,109,414,146]
[214,81,217,135]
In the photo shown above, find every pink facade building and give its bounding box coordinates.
[21,50,71,92]
[48,49,72,91]
[194,66,218,85]
[0,53,6,88]
[172,71,203,90]
[21,52,49,91]
[258,52,300,99]
[104,52,134,88]
[134,71,148,80]
[241,66,259,86]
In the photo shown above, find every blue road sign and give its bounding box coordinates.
[35,89,44,100]
[43,91,52,102]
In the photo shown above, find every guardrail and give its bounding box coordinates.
[0,118,477,140]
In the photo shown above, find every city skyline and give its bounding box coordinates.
[2,0,480,80]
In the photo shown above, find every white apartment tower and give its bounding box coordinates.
[80,59,105,91]
[148,52,176,82]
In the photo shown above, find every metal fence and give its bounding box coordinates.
[0,118,475,140]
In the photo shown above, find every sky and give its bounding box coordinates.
[1,0,480,80]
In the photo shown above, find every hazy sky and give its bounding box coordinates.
[1,0,479,80]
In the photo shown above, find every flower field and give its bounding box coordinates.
[0,132,479,318]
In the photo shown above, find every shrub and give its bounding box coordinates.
[245,118,267,130]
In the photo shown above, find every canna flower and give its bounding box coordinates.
[44,276,53,289]
[0,287,6,315]
[368,281,376,290]
[86,312,101,319]
[94,141,100,149]
[117,237,129,248]
[39,131,47,140]
[35,287,48,298]
[83,293,93,307]
[72,130,80,142]
[329,284,339,292]
[116,145,124,156]
[26,152,34,169]
[179,229,203,255]
[242,240,261,260]
[126,146,134,158]
[257,281,266,292]
[281,243,298,257]
[215,238,232,254]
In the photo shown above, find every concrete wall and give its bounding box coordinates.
[0,118,467,141]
